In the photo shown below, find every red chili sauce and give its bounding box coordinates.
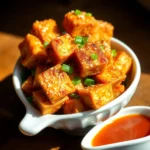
[92,114,150,146]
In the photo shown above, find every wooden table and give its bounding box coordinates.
[0,32,150,150]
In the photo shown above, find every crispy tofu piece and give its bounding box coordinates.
[113,84,125,98]
[33,65,50,90]
[46,33,76,64]
[74,43,108,77]
[94,40,113,65]
[63,11,98,37]
[37,64,75,104]
[19,34,48,69]
[63,98,87,114]
[95,64,126,85]
[90,20,114,42]
[32,19,60,43]
[114,51,132,74]
[78,84,114,109]
[21,76,34,96]
[33,90,69,115]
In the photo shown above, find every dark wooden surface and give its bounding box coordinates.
[0,0,150,150]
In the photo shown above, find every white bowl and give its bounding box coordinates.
[81,106,150,150]
[12,37,141,136]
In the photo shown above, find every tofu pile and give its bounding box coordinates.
[19,10,132,115]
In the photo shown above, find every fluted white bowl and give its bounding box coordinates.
[12,37,141,136]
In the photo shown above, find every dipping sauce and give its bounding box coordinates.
[92,114,150,146]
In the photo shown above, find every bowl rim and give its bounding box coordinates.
[12,37,141,118]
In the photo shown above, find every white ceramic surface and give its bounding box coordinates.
[12,37,141,136]
[81,106,150,150]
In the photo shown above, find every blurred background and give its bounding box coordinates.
[0,0,150,150]
[0,0,150,72]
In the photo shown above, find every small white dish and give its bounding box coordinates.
[81,106,150,150]
[12,37,141,136]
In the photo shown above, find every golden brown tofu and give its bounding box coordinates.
[95,64,126,85]
[113,84,125,98]
[46,33,76,64]
[37,64,75,104]
[21,76,34,96]
[78,84,114,109]
[95,40,113,64]
[32,19,60,43]
[33,90,69,115]
[114,51,132,74]
[74,43,108,77]
[33,65,50,90]
[63,10,98,37]
[19,34,48,69]
[89,20,114,42]
[63,98,87,114]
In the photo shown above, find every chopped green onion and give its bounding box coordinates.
[111,49,117,57]
[62,64,73,74]
[27,96,32,103]
[72,76,81,85]
[43,41,49,48]
[82,37,88,44]
[75,36,83,44]
[75,36,88,47]
[69,93,80,99]
[100,45,105,51]
[74,9,81,15]
[31,68,36,76]
[85,12,92,16]
[78,44,84,48]
[84,77,95,86]
[91,53,98,60]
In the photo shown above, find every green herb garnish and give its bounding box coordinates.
[74,9,81,15]
[72,76,81,85]
[84,77,95,86]
[62,64,73,74]
[91,53,98,60]
[75,36,88,48]
[100,45,105,51]
[85,12,92,16]
[75,36,83,44]
[43,41,49,48]
[111,49,117,57]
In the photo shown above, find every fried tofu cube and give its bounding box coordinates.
[63,98,87,114]
[114,51,132,74]
[21,76,34,96]
[95,40,113,64]
[90,20,114,42]
[78,84,114,109]
[37,64,75,104]
[33,90,69,115]
[63,10,98,37]
[46,33,76,64]
[95,51,131,84]
[19,34,48,69]
[32,19,60,43]
[74,43,108,77]
[95,64,126,85]
[113,84,125,98]
[33,65,50,90]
